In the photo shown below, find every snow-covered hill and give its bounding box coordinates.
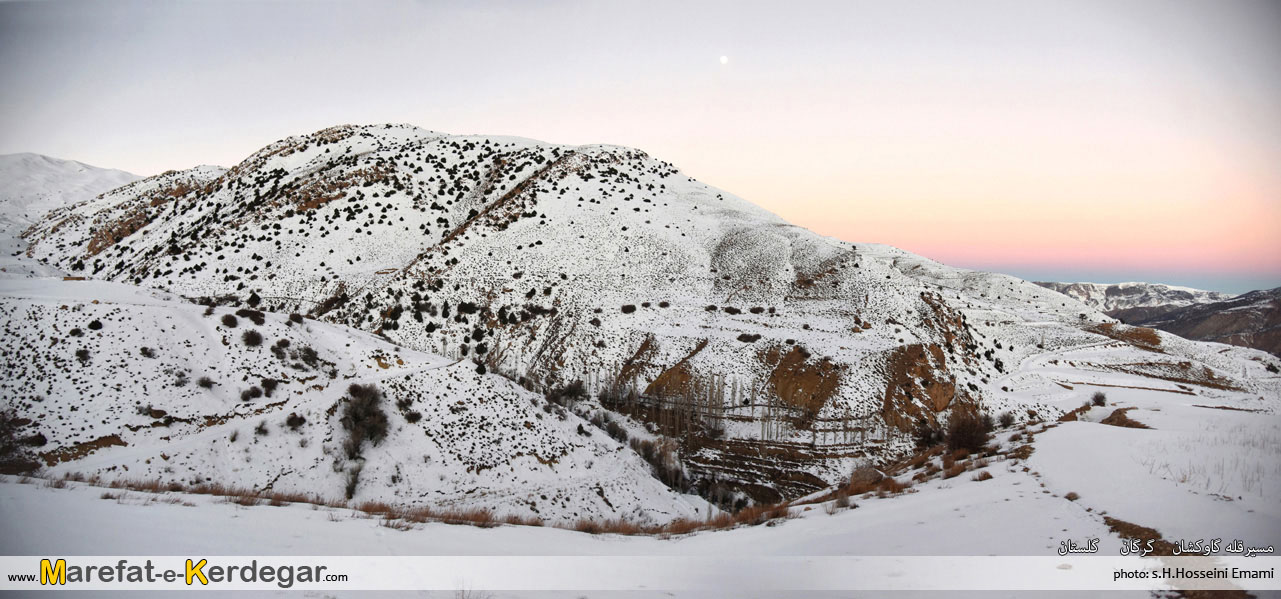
[0,277,709,525]
[20,124,1277,505]
[0,153,139,277]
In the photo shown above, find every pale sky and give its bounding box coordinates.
[2,0,1278,293]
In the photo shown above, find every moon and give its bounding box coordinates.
[719,55,729,65]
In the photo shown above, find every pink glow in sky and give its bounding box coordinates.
[1,0,1278,292]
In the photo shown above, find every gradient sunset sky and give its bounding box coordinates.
[2,0,1278,292]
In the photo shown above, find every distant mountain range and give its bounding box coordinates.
[1037,281,1280,357]
[1034,281,1234,321]
[1138,287,1281,358]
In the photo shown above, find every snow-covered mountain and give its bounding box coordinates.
[1035,281,1233,321]
[0,153,139,277]
[1139,286,1281,357]
[16,124,1280,508]
[1038,280,1281,357]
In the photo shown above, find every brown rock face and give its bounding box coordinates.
[759,345,843,427]
[644,339,708,398]
[881,343,959,432]
[87,209,152,256]
[918,291,977,363]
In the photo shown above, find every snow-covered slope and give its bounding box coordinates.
[0,153,139,277]
[4,338,1278,595]
[0,277,709,525]
[19,124,1275,505]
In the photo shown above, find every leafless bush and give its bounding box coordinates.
[0,408,40,475]
[341,384,389,460]
[946,411,991,453]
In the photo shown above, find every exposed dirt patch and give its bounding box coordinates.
[788,250,857,296]
[1089,323,1163,352]
[148,181,195,207]
[918,291,977,363]
[40,435,127,466]
[293,165,393,213]
[1099,517,1255,596]
[199,399,291,430]
[617,334,659,387]
[372,353,403,369]
[85,176,208,256]
[1193,405,1265,413]
[310,282,349,317]
[1103,516,1178,556]
[1006,444,1035,460]
[1057,404,1091,422]
[1099,407,1152,429]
